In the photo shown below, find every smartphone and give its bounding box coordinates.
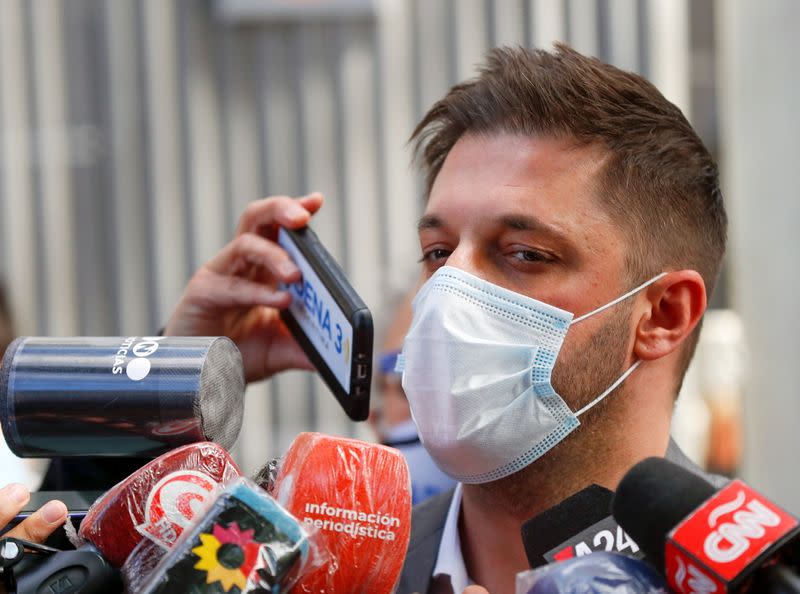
[277,226,373,421]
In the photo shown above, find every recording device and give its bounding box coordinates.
[14,491,101,522]
[0,538,121,594]
[277,227,373,421]
[0,336,245,457]
[1,443,241,593]
[521,484,643,568]
[612,457,800,593]
[268,432,412,594]
[136,478,315,594]
[79,441,241,567]
[3,490,102,546]
[515,551,668,594]
[131,433,410,593]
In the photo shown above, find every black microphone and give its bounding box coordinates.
[0,336,245,457]
[1,540,122,594]
[612,457,800,593]
[521,484,643,568]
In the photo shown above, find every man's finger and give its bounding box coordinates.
[0,483,30,527]
[236,193,324,236]
[295,192,324,215]
[205,232,300,283]
[463,587,491,594]
[189,269,293,310]
[4,500,67,543]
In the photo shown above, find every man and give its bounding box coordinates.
[390,45,727,594]
[161,44,726,593]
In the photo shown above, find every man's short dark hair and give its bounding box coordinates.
[410,44,727,389]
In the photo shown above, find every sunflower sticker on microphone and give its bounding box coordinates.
[137,479,320,594]
[193,522,261,592]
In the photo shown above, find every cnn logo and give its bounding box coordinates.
[703,490,781,563]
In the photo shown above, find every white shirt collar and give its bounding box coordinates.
[432,482,472,593]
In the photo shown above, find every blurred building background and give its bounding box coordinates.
[0,0,796,510]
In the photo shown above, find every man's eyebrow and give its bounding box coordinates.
[498,214,569,242]
[417,214,443,231]
[418,213,570,242]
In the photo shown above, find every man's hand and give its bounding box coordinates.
[164,194,324,382]
[0,483,67,543]
[463,587,491,594]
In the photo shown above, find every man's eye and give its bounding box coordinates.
[419,248,451,263]
[512,250,551,262]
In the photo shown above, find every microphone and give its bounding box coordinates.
[1,540,123,594]
[79,441,242,567]
[515,551,668,594]
[521,484,643,568]
[612,457,800,593]
[135,478,317,594]
[0,336,245,457]
[5,443,241,593]
[267,432,412,594]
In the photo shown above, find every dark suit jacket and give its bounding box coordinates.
[395,438,727,594]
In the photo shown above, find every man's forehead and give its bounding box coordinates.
[436,132,609,185]
[421,133,615,235]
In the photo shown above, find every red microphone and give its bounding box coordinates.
[612,457,800,593]
[266,432,412,594]
[79,441,241,567]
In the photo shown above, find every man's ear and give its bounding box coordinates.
[633,270,707,361]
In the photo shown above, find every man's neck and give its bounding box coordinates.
[457,407,671,594]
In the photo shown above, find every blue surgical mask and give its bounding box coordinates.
[397,266,666,484]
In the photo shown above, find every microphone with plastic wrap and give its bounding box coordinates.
[0,336,245,457]
[521,484,643,568]
[1,442,241,593]
[261,432,413,594]
[515,551,669,594]
[612,457,800,593]
[132,478,324,594]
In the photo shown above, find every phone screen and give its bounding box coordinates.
[278,228,354,392]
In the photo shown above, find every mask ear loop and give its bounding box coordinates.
[574,360,642,417]
[572,272,668,324]
[571,272,667,417]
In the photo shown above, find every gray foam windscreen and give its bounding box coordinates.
[197,336,245,450]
